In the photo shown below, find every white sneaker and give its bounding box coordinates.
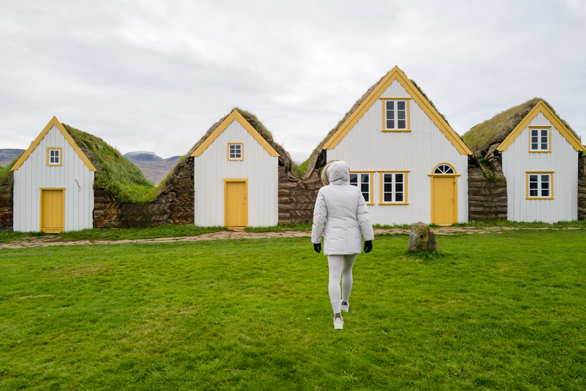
[333,316,344,330]
[341,301,349,312]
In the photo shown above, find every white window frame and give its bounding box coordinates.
[379,171,409,205]
[529,127,550,153]
[382,98,411,132]
[526,171,554,199]
[227,143,243,161]
[349,171,374,205]
[47,148,62,166]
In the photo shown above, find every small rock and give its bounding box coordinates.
[408,222,439,253]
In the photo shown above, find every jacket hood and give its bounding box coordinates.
[327,161,350,185]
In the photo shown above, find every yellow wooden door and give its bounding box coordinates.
[224,180,247,229]
[431,177,457,226]
[41,189,65,233]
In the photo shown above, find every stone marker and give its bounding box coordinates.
[408,222,439,253]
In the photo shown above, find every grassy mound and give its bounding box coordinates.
[64,124,155,203]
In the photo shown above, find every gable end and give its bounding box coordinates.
[11,116,97,172]
[323,66,472,155]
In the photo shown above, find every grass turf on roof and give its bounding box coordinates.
[463,98,580,156]
[0,156,21,187]
[63,124,155,203]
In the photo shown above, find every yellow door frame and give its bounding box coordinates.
[224,179,248,229]
[429,163,459,226]
[40,188,65,233]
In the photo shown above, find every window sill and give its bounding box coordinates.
[526,197,554,200]
[382,129,412,133]
[529,151,551,153]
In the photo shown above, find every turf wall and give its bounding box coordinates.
[468,163,508,221]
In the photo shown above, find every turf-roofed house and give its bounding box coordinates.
[463,99,585,223]
[10,117,97,233]
[189,109,293,229]
[5,116,156,232]
[303,66,472,226]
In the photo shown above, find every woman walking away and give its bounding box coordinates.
[311,161,374,330]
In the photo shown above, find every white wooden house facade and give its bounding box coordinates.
[323,66,472,226]
[190,110,280,229]
[11,117,96,233]
[497,101,585,223]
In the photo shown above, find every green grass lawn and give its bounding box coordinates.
[1,230,586,390]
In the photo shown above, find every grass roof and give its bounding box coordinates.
[0,156,21,188]
[63,124,155,203]
[463,98,580,156]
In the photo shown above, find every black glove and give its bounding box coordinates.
[313,243,321,253]
[364,240,373,253]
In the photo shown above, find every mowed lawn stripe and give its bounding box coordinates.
[1,231,586,390]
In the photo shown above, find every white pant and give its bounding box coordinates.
[327,254,357,314]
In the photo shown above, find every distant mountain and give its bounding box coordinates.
[0,149,25,166]
[124,152,182,185]
[123,151,164,162]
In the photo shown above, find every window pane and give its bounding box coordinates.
[361,183,369,192]
[396,183,403,192]
[541,189,550,197]
[386,120,394,129]
[395,193,403,202]
[384,193,392,202]
[397,101,405,110]
[384,184,393,192]
[384,174,393,182]
[541,143,547,150]
[386,101,394,110]
[363,193,369,202]
[396,174,403,183]
[230,154,235,159]
[541,130,547,137]
[446,167,454,174]
[361,174,369,183]
[541,175,549,183]
[530,189,538,197]
[349,174,357,184]
[532,143,538,150]
[532,129,538,138]
[398,111,405,120]
[529,175,538,182]
[398,120,406,129]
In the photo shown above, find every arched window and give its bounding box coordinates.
[433,164,455,175]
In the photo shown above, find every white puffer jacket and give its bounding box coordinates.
[311,161,374,255]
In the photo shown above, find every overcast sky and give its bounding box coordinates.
[1,0,585,163]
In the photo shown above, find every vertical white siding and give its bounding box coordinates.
[328,80,469,225]
[193,120,279,227]
[13,125,94,232]
[502,113,578,223]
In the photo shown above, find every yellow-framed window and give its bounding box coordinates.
[349,171,374,205]
[379,171,409,205]
[47,147,62,166]
[526,171,554,199]
[529,127,551,153]
[382,98,411,132]
[228,143,243,160]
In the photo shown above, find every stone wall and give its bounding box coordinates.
[578,156,586,220]
[0,180,13,231]
[468,163,508,221]
[93,157,194,228]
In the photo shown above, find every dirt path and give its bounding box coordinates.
[1,226,582,250]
